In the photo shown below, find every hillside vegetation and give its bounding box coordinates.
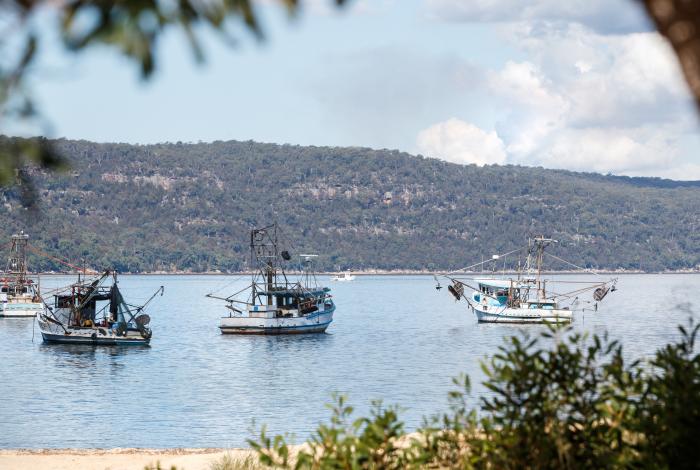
[1,137,698,272]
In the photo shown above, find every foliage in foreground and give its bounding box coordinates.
[144,454,260,470]
[250,320,700,469]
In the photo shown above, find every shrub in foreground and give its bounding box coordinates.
[251,321,700,469]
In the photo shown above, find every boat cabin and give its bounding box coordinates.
[249,287,331,319]
[472,279,513,306]
[53,285,135,329]
[471,278,543,308]
[1,285,28,294]
[0,277,35,296]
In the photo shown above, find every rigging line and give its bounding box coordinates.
[26,244,98,274]
[40,284,76,296]
[549,278,616,300]
[224,283,252,301]
[543,280,610,284]
[73,272,111,313]
[208,273,249,296]
[544,252,601,276]
[439,247,525,278]
[276,224,297,253]
[447,278,504,304]
[546,286,600,300]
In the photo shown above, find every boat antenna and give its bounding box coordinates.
[299,254,318,287]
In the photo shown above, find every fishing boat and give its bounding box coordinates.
[37,270,163,345]
[331,272,356,282]
[208,224,336,335]
[0,232,43,318]
[438,237,617,324]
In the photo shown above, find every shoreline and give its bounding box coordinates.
[0,447,257,470]
[25,269,700,276]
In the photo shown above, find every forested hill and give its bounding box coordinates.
[1,137,699,273]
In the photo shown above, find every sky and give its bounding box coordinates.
[16,0,700,180]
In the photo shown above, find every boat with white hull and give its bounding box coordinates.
[210,224,336,335]
[0,232,43,318]
[439,237,616,324]
[37,270,163,345]
[219,306,335,335]
[331,273,355,282]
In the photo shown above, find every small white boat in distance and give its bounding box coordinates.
[0,231,43,318]
[331,272,356,282]
[209,224,336,335]
[439,237,617,324]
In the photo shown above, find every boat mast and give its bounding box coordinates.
[250,224,280,307]
[533,236,556,300]
[250,229,256,306]
[266,258,273,306]
[8,231,30,293]
[266,225,277,306]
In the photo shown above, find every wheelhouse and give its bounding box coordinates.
[244,287,332,318]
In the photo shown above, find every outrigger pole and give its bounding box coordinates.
[435,237,618,308]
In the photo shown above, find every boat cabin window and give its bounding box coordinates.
[528,302,555,310]
[479,285,509,297]
[77,300,97,325]
[1,287,6,293]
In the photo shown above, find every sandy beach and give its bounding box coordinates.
[0,448,258,470]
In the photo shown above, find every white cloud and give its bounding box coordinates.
[488,60,569,157]
[416,21,700,179]
[416,118,507,166]
[504,24,688,127]
[424,0,651,34]
[537,127,678,174]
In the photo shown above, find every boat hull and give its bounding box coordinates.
[40,331,150,345]
[37,315,151,345]
[219,308,334,335]
[473,305,572,324]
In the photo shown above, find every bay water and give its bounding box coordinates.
[0,274,697,448]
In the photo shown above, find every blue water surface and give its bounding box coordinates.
[0,274,697,448]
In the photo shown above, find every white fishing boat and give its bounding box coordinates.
[0,232,43,318]
[37,270,163,345]
[331,272,355,282]
[438,237,617,324]
[208,224,336,335]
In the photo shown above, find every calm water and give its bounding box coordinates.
[0,274,698,448]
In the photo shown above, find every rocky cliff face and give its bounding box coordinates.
[2,137,699,272]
